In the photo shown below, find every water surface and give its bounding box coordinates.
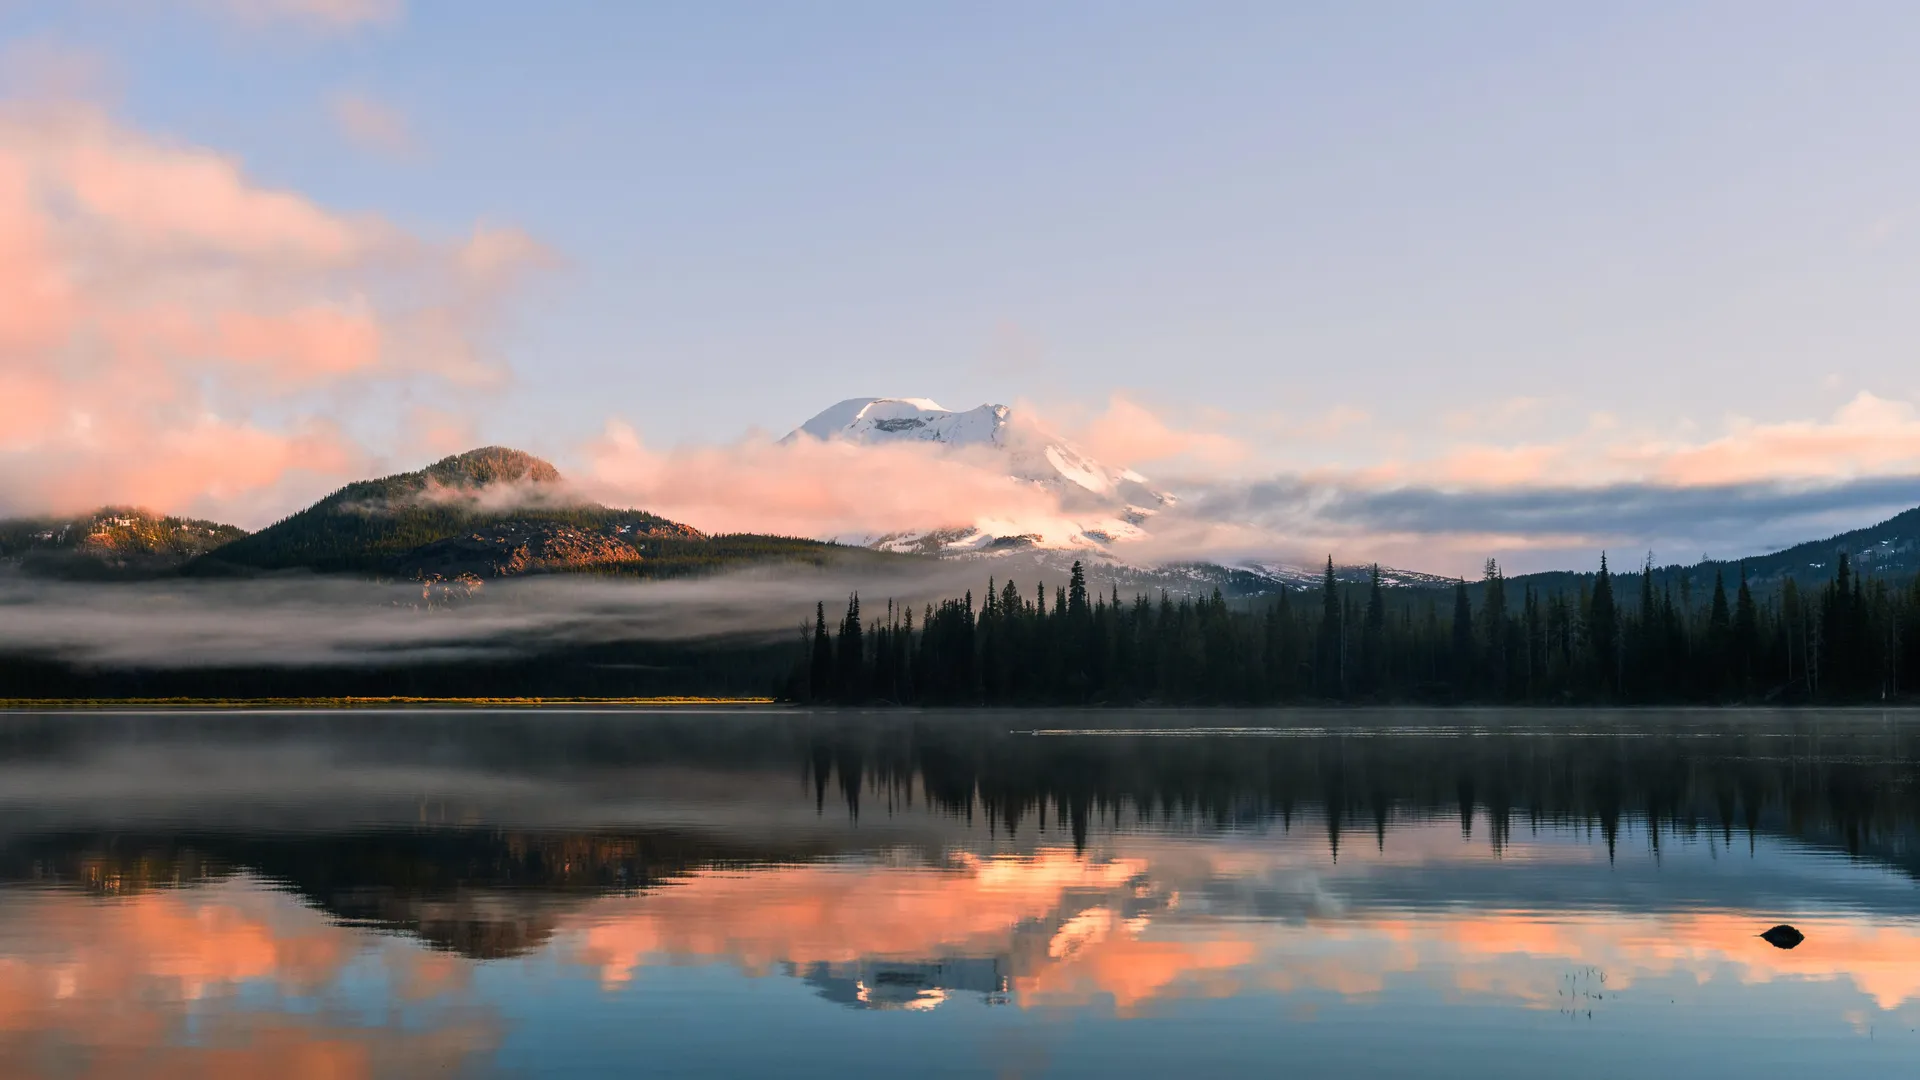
[1,708,1917,1077]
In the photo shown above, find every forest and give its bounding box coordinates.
[795,552,1920,705]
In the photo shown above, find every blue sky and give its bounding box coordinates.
[6,1,1920,570]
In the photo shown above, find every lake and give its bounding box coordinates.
[0,708,1917,1077]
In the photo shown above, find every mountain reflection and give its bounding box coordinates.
[0,707,1918,1070]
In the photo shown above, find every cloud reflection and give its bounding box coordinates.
[544,825,1920,1020]
[0,879,497,1078]
[2,820,1916,1075]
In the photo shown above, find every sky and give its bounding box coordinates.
[4,1,1920,574]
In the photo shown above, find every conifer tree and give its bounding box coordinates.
[1362,564,1386,693]
[1450,580,1474,699]
[1733,563,1758,692]
[1068,561,1090,619]
[836,593,864,702]
[1705,568,1732,698]
[1319,557,1342,695]
[1589,553,1618,696]
[1482,559,1507,698]
[809,602,834,701]
[1709,569,1731,634]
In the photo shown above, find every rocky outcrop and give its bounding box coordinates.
[388,518,705,579]
[1760,924,1804,949]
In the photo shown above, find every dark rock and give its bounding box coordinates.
[1760,924,1804,950]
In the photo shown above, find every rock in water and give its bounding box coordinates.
[1760,924,1804,950]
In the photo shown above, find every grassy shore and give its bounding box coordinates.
[0,696,779,709]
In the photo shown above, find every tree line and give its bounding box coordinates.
[792,552,1920,705]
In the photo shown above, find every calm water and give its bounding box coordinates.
[1,708,1918,1078]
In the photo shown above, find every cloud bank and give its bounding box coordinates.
[571,393,1920,575]
[0,95,546,524]
[0,560,989,669]
[580,421,1078,541]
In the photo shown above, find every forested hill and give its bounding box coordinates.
[1490,501,1920,600]
[188,446,851,579]
[0,508,247,579]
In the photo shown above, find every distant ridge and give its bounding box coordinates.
[1485,502,1920,599]
[0,507,247,579]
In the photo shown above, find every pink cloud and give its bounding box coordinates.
[1643,393,1920,485]
[0,98,545,523]
[1055,394,1249,470]
[1331,393,1920,493]
[581,422,1074,540]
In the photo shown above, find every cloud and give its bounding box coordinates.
[0,880,498,1079]
[1362,392,1920,490]
[582,421,1078,541]
[0,560,990,668]
[0,96,547,523]
[192,0,401,30]
[569,390,1920,575]
[329,90,415,157]
[1063,394,1248,469]
[1281,404,1373,442]
[1090,392,1920,572]
[1644,392,1920,485]
[1148,472,1920,573]
[0,40,115,100]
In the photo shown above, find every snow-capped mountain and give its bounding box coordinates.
[782,397,1455,595]
[785,397,1174,554]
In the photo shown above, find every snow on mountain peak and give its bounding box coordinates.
[784,396,1174,556]
[787,397,1010,448]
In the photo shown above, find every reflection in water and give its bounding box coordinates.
[1,709,1918,1076]
[0,880,498,1078]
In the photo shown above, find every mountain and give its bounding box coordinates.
[786,397,1174,554]
[783,398,1459,596]
[191,446,852,580]
[0,508,248,579]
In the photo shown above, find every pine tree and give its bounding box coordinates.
[836,593,865,702]
[1450,580,1474,699]
[1318,557,1342,695]
[809,602,834,701]
[1733,563,1758,694]
[1589,553,1618,696]
[1707,567,1731,697]
[1482,558,1507,698]
[1068,561,1090,619]
[1362,564,1386,694]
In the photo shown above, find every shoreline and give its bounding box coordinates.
[0,696,779,710]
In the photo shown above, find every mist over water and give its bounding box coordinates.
[0,560,990,668]
[1,708,1917,1077]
